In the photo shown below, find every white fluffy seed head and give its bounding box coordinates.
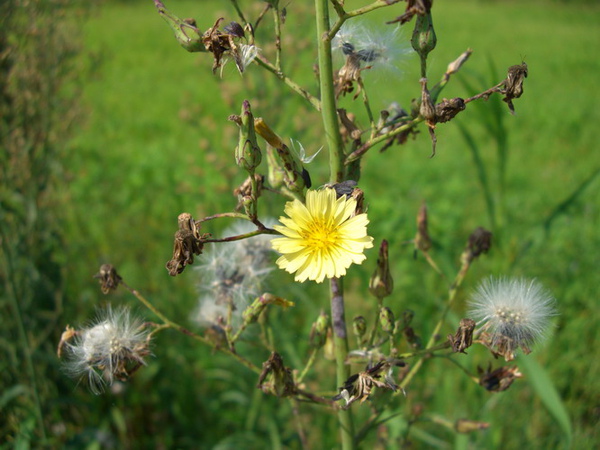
[468,276,557,353]
[65,306,150,394]
[194,221,275,327]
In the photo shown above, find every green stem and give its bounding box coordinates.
[120,281,261,374]
[345,118,423,164]
[399,261,470,390]
[316,0,344,183]
[330,277,356,449]
[297,348,318,384]
[254,57,321,111]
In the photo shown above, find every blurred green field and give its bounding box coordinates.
[4,0,600,448]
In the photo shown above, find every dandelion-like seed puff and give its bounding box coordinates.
[468,277,557,360]
[62,306,151,394]
[271,188,374,283]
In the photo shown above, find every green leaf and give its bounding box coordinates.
[518,356,572,447]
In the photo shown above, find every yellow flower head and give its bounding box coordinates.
[271,188,374,283]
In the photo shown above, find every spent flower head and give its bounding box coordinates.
[62,306,151,394]
[333,21,411,73]
[194,221,275,326]
[271,188,374,283]
[468,276,557,360]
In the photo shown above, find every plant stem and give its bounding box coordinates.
[399,260,470,390]
[120,281,261,374]
[330,277,356,450]
[315,0,344,183]
[254,57,321,111]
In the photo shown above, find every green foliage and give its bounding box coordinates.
[2,0,599,448]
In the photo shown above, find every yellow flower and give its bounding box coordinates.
[271,188,374,283]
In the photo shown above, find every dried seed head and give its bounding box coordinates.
[447,318,476,354]
[257,352,296,397]
[166,214,206,276]
[502,62,528,115]
[333,362,399,408]
[369,240,394,300]
[478,364,522,392]
[461,227,492,266]
[94,264,122,295]
[435,97,466,123]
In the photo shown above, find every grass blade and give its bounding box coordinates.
[518,356,572,447]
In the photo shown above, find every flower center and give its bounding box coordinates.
[303,218,339,251]
[496,307,525,325]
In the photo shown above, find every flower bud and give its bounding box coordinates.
[242,293,294,326]
[411,4,436,60]
[309,311,330,349]
[352,316,367,341]
[455,419,490,434]
[154,1,204,52]
[379,307,395,335]
[369,240,394,299]
[415,203,431,252]
[240,195,257,221]
[232,100,262,173]
[460,227,492,266]
[266,145,286,189]
[254,118,306,196]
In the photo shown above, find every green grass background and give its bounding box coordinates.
[5,0,600,448]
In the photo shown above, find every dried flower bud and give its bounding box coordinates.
[502,62,528,115]
[419,78,438,156]
[419,78,436,123]
[257,352,296,397]
[379,307,396,335]
[94,264,122,294]
[448,318,476,354]
[461,227,492,266]
[435,97,466,123]
[309,311,330,349]
[446,49,473,76]
[232,100,262,173]
[333,361,399,408]
[233,174,264,200]
[57,325,77,358]
[352,316,367,342]
[369,240,394,300]
[166,214,206,276]
[455,419,490,434]
[415,203,431,252]
[478,364,522,392]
